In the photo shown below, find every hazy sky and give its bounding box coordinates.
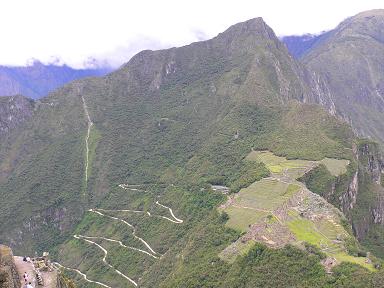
[0,0,382,68]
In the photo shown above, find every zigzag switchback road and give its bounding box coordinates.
[55,184,184,287]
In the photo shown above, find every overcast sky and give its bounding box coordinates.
[0,0,382,68]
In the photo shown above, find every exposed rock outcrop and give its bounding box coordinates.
[3,205,81,255]
[0,245,20,288]
[300,10,384,144]
[345,141,384,240]
[340,171,358,212]
[359,142,384,185]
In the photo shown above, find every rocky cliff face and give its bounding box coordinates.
[351,141,384,240]
[359,142,384,185]
[0,95,34,137]
[340,170,359,212]
[334,141,384,240]
[0,245,20,288]
[3,205,80,254]
[281,9,384,254]
[299,10,384,144]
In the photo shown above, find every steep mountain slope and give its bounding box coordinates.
[281,10,384,256]
[301,9,384,144]
[0,61,110,99]
[0,95,34,137]
[0,16,383,287]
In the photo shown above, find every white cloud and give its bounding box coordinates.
[0,0,382,68]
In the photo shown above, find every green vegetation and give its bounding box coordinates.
[249,150,350,179]
[58,273,77,288]
[320,158,350,176]
[152,236,383,288]
[363,225,384,259]
[299,160,357,208]
[228,162,270,193]
[299,164,335,198]
[237,179,299,210]
[287,216,330,246]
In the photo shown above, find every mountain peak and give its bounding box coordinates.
[353,9,384,19]
[229,17,267,32]
[336,9,384,39]
[217,17,277,41]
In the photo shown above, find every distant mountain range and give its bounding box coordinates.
[281,32,330,58]
[0,61,111,99]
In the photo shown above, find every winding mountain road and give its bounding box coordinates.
[74,235,138,287]
[76,235,158,259]
[57,97,183,287]
[55,186,184,287]
[155,201,184,223]
[53,262,111,288]
[89,208,158,256]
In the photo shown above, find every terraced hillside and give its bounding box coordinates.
[219,151,372,270]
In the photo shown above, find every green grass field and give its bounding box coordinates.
[233,178,300,210]
[287,214,334,247]
[286,211,374,271]
[224,206,268,232]
[247,151,350,178]
[246,151,315,178]
[320,158,350,176]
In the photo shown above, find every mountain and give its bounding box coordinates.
[281,32,330,58]
[282,9,384,263]
[0,16,383,287]
[0,61,111,99]
[293,10,384,144]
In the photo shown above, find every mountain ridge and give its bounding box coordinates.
[300,9,384,143]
